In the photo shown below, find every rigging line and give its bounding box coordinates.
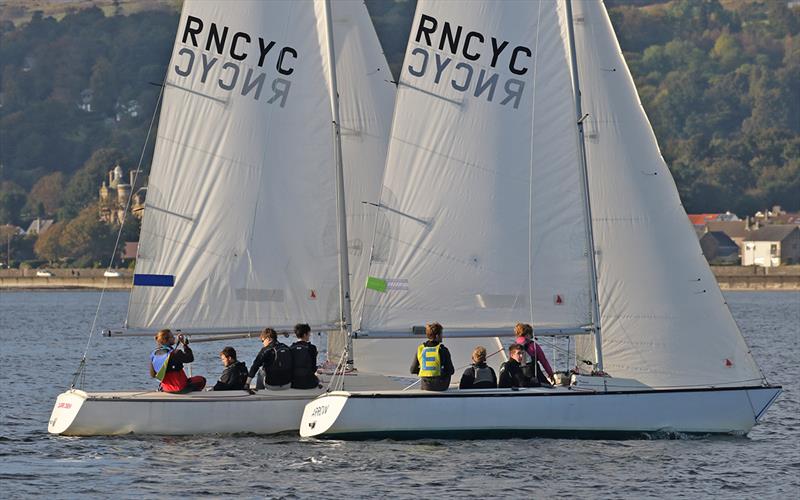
[73,80,167,388]
[527,0,544,330]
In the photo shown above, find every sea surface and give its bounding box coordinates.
[0,290,798,499]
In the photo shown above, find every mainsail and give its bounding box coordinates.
[570,0,764,387]
[359,0,593,336]
[128,0,388,336]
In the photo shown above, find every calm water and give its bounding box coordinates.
[0,290,798,498]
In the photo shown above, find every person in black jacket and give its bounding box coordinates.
[410,322,455,391]
[246,328,293,390]
[459,346,497,389]
[498,344,538,389]
[212,346,249,391]
[290,323,321,389]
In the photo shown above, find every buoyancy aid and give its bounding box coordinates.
[473,365,494,386]
[291,342,315,379]
[417,343,442,377]
[150,346,173,381]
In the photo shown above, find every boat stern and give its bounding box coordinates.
[747,385,782,423]
[48,389,88,435]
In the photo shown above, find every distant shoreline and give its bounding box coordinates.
[1,267,798,291]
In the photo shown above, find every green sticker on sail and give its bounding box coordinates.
[366,276,388,293]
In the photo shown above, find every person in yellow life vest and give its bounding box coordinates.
[410,322,455,391]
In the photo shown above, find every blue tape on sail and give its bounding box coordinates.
[133,274,175,287]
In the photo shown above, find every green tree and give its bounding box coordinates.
[711,32,742,70]
[60,148,127,219]
[0,181,26,225]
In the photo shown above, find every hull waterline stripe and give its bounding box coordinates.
[133,274,175,287]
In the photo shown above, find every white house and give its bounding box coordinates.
[742,225,800,267]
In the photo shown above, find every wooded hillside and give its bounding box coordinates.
[1,0,798,230]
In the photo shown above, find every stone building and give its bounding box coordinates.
[99,163,147,225]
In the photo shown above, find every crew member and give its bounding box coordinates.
[498,343,537,388]
[149,329,206,393]
[411,322,455,391]
[246,327,293,390]
[459,345,497,389]
[514,323,554,386]
[212,346,249,391]
[289,323,321,389]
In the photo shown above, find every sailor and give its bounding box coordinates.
[246,328,293,390]
[212,346,249,391]
[411,322,455,391]
[289,323,321,389]
[498,343,537,389]
[514,323,554,386]
[459,346,497,389]
[149,329,206,393]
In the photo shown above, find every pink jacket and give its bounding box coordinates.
[514,337,554,378]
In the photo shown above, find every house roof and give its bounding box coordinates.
[744,225,800,242]
[701,231,738,248]
[706,220,749,239]
[25,218,54,235]
[688,213,720,226]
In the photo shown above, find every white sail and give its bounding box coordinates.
[571,0,763,387]
[318,0,397,358]
[128,1,345,332]
[360,0,593,335]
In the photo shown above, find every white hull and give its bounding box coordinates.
[300,385,782,439]
[49,373,402,436]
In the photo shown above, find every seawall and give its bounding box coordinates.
[0,269,131,290]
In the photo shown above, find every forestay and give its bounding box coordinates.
[128,0,344,332]
[359,0,593,335]
[570,0,764,387]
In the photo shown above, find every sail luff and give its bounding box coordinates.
[564,0,604,371]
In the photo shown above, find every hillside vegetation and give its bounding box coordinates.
[1,0,798,232]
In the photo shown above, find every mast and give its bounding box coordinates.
[323,0,355,368]
[565,0,604,371]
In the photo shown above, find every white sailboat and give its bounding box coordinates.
[300,0,781,439]
[49,0,402,436]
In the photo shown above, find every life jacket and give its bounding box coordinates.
[150,346,173,381]
[269,342,293,375]
[473,365,494,387]
[291,342,315,379]
[520,339,538,379]
[417,343,442,377]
